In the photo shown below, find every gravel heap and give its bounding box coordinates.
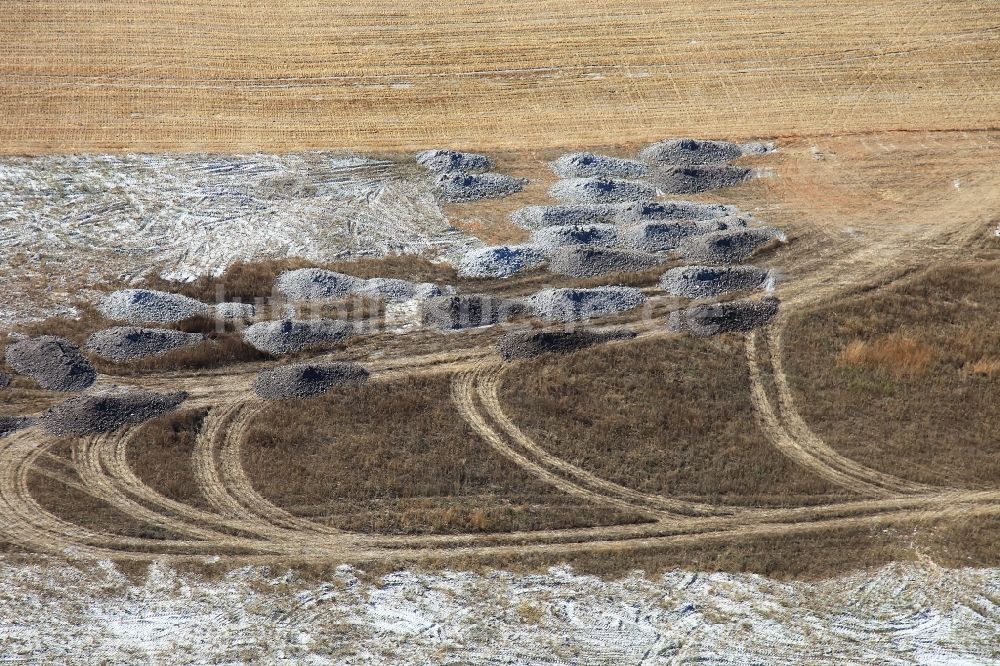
[241,319,354,355]
[659,265,773,299]
[416,149,492,173]
[510,204,622,229]
[530,224,618,250]
[526,287,645,322]
[276,269,440,303]
[619,217,745,253]
[435,172,526,202]
[651,165,753,194]
[668,296,780,337]
[457,245,548,278]
[0,370,10,390]
[638,138,744,165]
[98,289,209,324]
[549,177,654,204]
[614,200,738,223]
[4,336,96,392]
[497,327,637,361]
[41,389,188,436]
[252,362,369,400]
[678,227,783,264]
[86,327,204,362]
[420,295,526,330]
[214,302,257,320]
[548,246,665,278]
[0,416,34,438]
[552,152,648,179]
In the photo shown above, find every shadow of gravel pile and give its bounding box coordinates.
[435,172,526,202]
[526,287,646,322]
[4,336,96,392]
[552,152,648,179]
[497,327,637,361]
[649,165,753,194]
[98,289,209,324]
[678,227,784,264]
[41,390,188,435]
[549,177,654,204]
[457,245,548,278]
[86,327,204,362]
[529,224,618,250]
[252,362,369,400]
[242,319,354,355]
[668,296,780,336]
[549,246,666,277]
[420,294,526,330]
[0,416,34,438]
[660,265,773,299]
[638,138,744,165]
[416,149,492,173]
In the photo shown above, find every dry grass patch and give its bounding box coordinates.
[243,375,646,534]
[126,409,211,510]
[500,335,847,506]
[785,259,1000,488]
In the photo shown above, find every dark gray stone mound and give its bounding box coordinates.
[0,370,10,390]
[242,319,354,355]
[4,336,96,392]
[353,278,442,303]
[0,416,34,438]
[497,328,637,361]
[252,362,370,400]
[530,224,618,250]
[510,204,622,228]
[41,390,188,436]
[678,227,783,264]
[420,295,526,330]
[86,327,204,362]
[614,200,738,223]
[457,245,548,278]
[275,268,364,300]
[526,287,646,322]
[552,152,648,179]
[638,138,744,165]
[659,265,773,299]
[549,177,654,204]
[98,289,209,324]
[669,297,780,337]
[651,165,753,194]
[549,246,665,278]
[416,149,492,173]
[435,172,526,202]
[618,216,745,253]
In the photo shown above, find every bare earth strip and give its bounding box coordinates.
[1,1,998,153]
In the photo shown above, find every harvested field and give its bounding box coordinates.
[500,335,846,505]
[243,375,645,534]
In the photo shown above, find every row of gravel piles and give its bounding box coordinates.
[4,336,96,392]
[86,327,204,362]
[420,295,526,330]
[435,172,526,202]
[99,289,209,324]
[549,177,655,204]
[41,389,188,436]
[529,224,619,250]
[649,165,753,194]
[496,327,637,361]
[252,362,369,400]
[457,245,547,279]
[0,416,34,438]
[668,296,780,337]
[548,246,666,278]
[659,265,773,299]
[551,152,648,179]
[678,227,783,264]
[526,287,645,323]
[275,268,441,303]
[638,138,744,165]
[242,319,354,355]
[416,149,492,173]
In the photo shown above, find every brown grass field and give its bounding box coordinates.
[1,1,998,153]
